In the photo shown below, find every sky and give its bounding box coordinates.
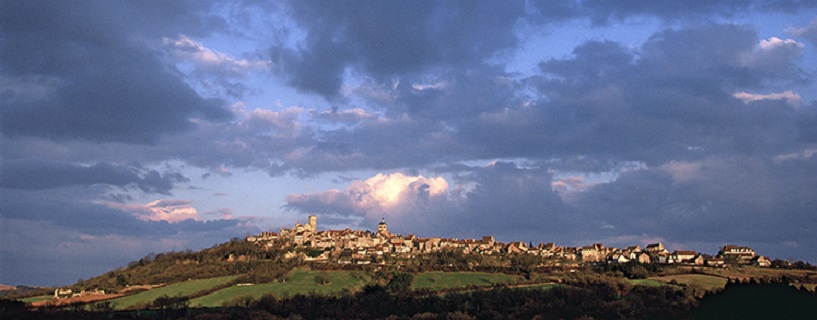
[2,1,817,287]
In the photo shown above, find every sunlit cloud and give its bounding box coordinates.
[163,35,270,76]
[287,172,449,220]
[105,199,201,223]
[733,90,801,106]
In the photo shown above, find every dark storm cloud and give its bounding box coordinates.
[0,1,231,144]
[476,23,806,163]
[0,189,150,236]
[571,155,817,261]
[0,187,249,238]
[260,23,806,175]
[271,0,525,98]
[456,162,572,240]
[797,101,817,142]
[268,0,814,100]
[576,0,817,24]
[1,159,188,194]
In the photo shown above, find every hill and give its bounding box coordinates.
[7,217,816,316]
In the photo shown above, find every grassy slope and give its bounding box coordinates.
[190,269,369,307]
[109,275,237,310]
[649,274,727,291]
[20,295,52,303]
[627,279,667,287]
[411,271,523,291]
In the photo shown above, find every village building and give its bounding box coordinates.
[705,257,725,267]
[671,250,697,264]
[645,243,668,255]
[752,255,772,267]
[377,217,390,238]
[718,244,756,264]
[580,243,605,263]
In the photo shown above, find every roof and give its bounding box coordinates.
[674,250,697,255]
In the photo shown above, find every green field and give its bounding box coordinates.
[627,279,667,287]
[649,274,727,291]
[411,272,523,291]
[190,269,370,307]
[109,275,237,310]
[20,295,52,303]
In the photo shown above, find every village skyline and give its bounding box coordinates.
[246,215,772,269]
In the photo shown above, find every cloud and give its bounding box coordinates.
[286,172,449,220]
[0,1,231,144]
[733,91,801,106]
[738,37,805,81]
[0,217,256,286]
[0,159,189,194]
[576,0,817,24]
[164,35,270,76]
[270,1,525,98]
[311,106,379,124]
[787,16,817,45]
[287,163,573,241]
[105,199,202,223]
[571,155,817,259]
[162,35,271,98]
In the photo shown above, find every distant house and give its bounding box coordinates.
[54,288,72,299]
[636,252,652,264]
[705,257,725,267]
[654,252,671,264]
[580,243,605,262]
[506,241,529,254]
[479,236,495,250]
[752,256,772,267]
[645,243,668,255]
[718,244,756,264]
[623,245,643,260]
[608,253,631,264]
[671,250,697,264]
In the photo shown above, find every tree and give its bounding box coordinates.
[152,295,189,319]
[385,272,414,294]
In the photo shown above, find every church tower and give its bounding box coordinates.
[377,217,389,237]
[307,215,317,231]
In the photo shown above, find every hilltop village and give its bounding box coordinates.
[248,216,772,268]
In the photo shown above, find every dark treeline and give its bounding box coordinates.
[695,279,817,319]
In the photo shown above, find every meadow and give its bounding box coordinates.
[626,278,667,287]
[411,271,523,291]
[648,274,728,292]
[109,275,237,310]
[190,269,370,307]
[20,295,52,303]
